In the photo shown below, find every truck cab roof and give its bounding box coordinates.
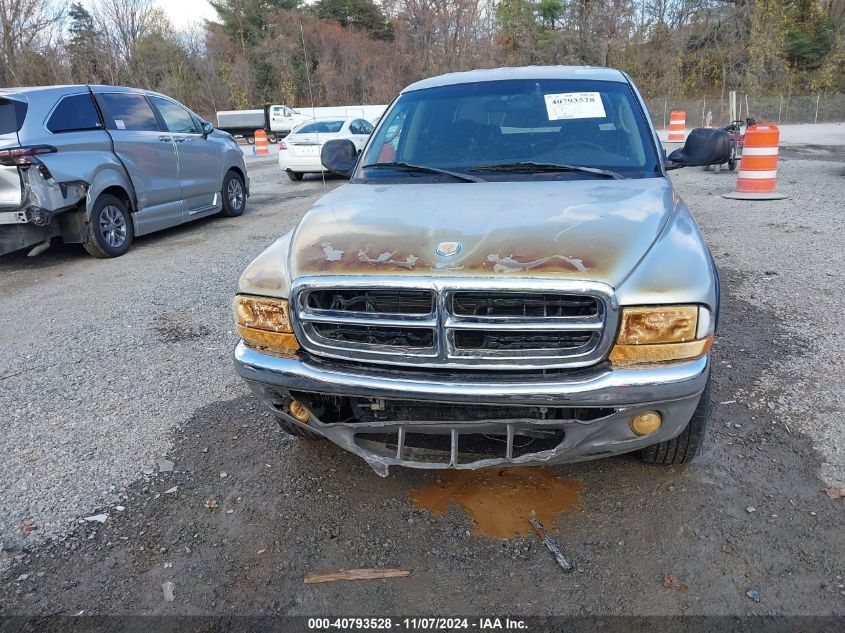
[403,66,630,93]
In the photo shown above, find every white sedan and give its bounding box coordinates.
[278,117,374,181]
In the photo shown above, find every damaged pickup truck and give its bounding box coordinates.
[233,66,730,476]
[1,85,247,258]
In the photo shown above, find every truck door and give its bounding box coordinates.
[270,105,290,133]
[148,95,220,220]
[95,91,182,234]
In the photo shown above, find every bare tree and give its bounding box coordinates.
[0,0,64,84]
[94,0,170,83]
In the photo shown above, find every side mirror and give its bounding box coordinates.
[667,128,731,169]
[201,121,214,137]
[321,139,358,179]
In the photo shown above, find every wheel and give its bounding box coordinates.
[221,170,246,217]
[83,194,134,258]
[286,171,304,181]
[640,375,711,465]
[728,159,738,171]
[246,136,255,145]
[275,415,324,440]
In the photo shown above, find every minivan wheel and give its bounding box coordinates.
[640,374,711,465]
[221,170,246,217]
[83,194,134,258]
[286,171,304,181]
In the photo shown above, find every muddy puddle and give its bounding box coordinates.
[409,467,581,539]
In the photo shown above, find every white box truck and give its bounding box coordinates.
[216,104,387,142]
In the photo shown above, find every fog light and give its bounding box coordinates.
[289,400,310,424]
[631,411,662,436]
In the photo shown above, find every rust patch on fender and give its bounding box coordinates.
[409,467,581,539]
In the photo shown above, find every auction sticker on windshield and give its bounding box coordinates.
[544,92,606,120]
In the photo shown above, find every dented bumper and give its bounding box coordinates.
[0,166,88,255]
[234,341,709,476]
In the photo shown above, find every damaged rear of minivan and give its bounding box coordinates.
[0,88,99,257]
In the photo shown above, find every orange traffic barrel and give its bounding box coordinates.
[255,129,269,156]
[668,110,686,142]
[723,124,788,200]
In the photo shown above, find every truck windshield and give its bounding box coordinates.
[359,79,660,181]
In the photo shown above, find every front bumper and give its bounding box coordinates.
[234,341,709,476]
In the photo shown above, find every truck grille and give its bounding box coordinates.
[292,279,617,369]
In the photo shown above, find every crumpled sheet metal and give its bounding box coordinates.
[20,167,88,226]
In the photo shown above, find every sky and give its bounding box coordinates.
[154,0,217,29]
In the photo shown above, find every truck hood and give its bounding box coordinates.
[290,178,677,287]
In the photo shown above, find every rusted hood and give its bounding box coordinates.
[291,179,676,287]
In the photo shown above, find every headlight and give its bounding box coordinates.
[609,305,713,366]
[233,295,299,357]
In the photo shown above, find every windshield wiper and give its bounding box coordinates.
[468,162,625,179]
[362,161,484,183]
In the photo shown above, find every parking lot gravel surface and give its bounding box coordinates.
[0,143,843,616]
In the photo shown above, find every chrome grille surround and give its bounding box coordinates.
[291,276,619,370]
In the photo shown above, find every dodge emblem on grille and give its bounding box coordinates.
[436,241,462,257]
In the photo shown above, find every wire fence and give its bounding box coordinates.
[644,93,845,128]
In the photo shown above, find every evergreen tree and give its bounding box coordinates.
[313,0,393,41]
[67,2,105,83]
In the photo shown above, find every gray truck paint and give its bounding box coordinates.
[233,66,718,475]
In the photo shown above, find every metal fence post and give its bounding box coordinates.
[663,99,667,129]
[778,95,782,124]
[815,94,820,123]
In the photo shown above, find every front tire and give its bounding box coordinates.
[221,170,246,217]
[640,375,711,465]
[83,194,134,258]
[286,171,304,181]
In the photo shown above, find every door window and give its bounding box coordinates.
[150,96,199,134]
[47,94,102,133]
[98,93,161,131]
[350,119,374,135]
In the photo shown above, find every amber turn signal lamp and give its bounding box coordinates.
[610,305,713,367]
[631,411,662,436]
[234,295,300,357]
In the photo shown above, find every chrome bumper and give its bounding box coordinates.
[234,341,709,475]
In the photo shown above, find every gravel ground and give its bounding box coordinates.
[676,144,845,488]
[0,142,843,616]
[0,158,334,557]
